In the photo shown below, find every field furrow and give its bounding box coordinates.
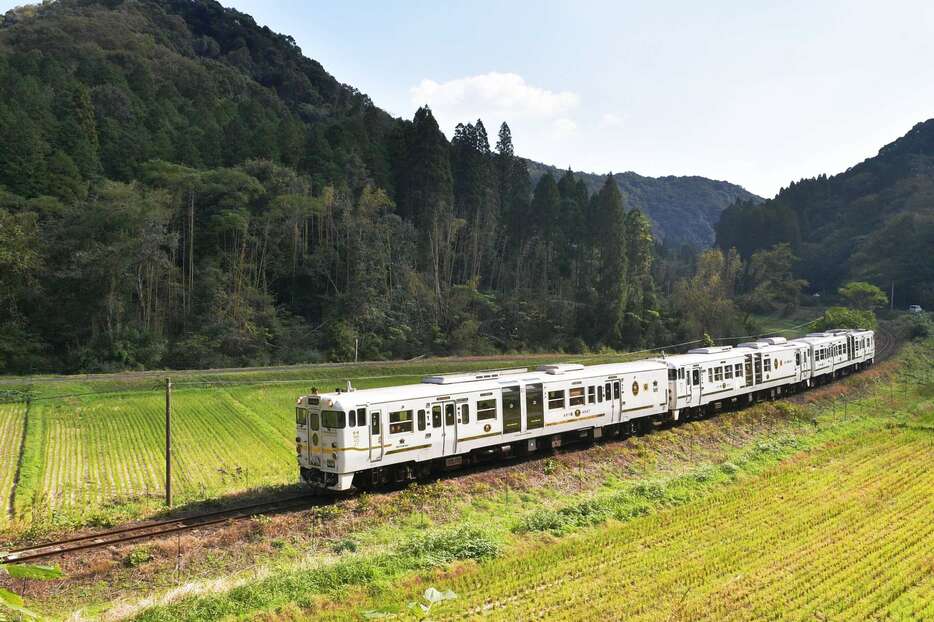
[0,403,27,528]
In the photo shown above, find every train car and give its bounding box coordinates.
[790,329,874,382]
[840,328,875,368]
[295,360,667,491]
[296,328,875,492]
[659,346,749,420]
[733,337,810,396]
[659,337,809,419]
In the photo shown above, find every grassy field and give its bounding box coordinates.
[383,425,934,621]
[1,353,634,535]
[111,338,933,622]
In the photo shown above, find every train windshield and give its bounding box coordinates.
[295,407,306,426]
[321,410,346,429]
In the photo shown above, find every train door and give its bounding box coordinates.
[689,366,702,404]
[431,401,458,457]
[753,354,763,384]
[368,409,384,462]
[613,381,621,422]
[525,383,544,430]
[502,385,522,434]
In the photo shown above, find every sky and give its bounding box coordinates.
[6,1,934,197]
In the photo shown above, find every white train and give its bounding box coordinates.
[294,328,874,491]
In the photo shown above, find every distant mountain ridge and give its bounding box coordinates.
[526,160,761,248]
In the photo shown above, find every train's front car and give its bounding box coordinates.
[295,389,359,492]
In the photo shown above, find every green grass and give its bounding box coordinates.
[119,339,934,622]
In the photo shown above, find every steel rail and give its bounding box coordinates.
[1,495,322,563]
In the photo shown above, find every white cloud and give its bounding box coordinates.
[601,113,624,128]
[409,72,580,135]
[552,117,577,137]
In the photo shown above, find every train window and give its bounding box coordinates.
[597,385,604,402]
[309,411,320,431]
[358,411,366,427]
[295,407,306,426]
[604,383,611,401]
[724,366,733,380]
[461,404,469,424]
[763,359,771,373]
[569,387,585,406]
[389,410,413,434]
[348,409,356,427]
[714,367,723,382]
[321,410,345,429]
[417,409,426,431]
[678,368,685,380]
[692,370,700,385]
[370,411,380,435]
[668,369,677,381]
[735,364,743,377]
[708,369,714,383]
[548,390,565,410]
[432,405,442,427]
[477,399,497,420]
[445,403,455,426]
[795,352,800,366]
[588,386,596,404]
[613,382,620,399]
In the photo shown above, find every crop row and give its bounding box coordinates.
[8,387,299,527]
[343,428,934,621]
[0,403,26,528]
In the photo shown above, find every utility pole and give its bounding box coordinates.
[354,338,359,363]
[165,377,172,508]
[891,280,895,311]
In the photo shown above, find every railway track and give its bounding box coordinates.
[874,325,897,361]
[0,494,324,564]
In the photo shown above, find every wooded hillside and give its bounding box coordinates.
[716,120,934,308]
[528,161,760,248]
[0,0,688,372]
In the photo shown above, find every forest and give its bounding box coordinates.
[0,0,855,373]
[716,119,934,309]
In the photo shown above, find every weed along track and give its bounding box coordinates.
[0,495,324,564]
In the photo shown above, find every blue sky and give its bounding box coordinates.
[5,1,934,197]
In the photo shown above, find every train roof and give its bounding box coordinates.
[306,358,667,410]
[656,339,801,367]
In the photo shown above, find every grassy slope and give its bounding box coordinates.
[116,340,933,622]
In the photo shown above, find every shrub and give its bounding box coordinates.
[333,538,358,554]
[813,306,876,331]
[125,547,152,567]
[404,524,500,564]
